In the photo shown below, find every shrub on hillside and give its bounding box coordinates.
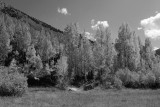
[0,64,28,96]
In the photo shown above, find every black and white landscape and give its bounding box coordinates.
[0,0,160,107]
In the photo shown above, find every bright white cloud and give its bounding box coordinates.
[85,32,91,36]
[84,32,96,41]
[153,47,159,51]
[137,27,142,30]
[140,13,160,39]
[57,8,70,15]
[91,19,109,30]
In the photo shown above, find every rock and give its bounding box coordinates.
[83,84,94,91]
[67,87,81,92]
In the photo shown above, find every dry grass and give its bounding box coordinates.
[0,87,160,107]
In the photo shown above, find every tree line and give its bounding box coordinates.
[63,23,160,89]
[0,12,160,90]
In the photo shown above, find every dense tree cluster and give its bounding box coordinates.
[0,4,160,92]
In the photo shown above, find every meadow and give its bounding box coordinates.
[1,87,160,107]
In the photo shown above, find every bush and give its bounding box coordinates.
[101,81,112,89]
[100,74,114,89]
[100,74,123,90]
[115,68,128,85]
[139,71,156,88]
[113,76,123,89]
[0,66,28,96]
[126,72,140,88]
[152,63,160,87]
[116,68,140,88]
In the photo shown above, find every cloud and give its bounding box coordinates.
[91,19,109,30]
[140,13,160,39]
[85,32,91,36]
[137,27,142,30]
[153,47,159,51]
[155,11,159,14]
[91,19,95,25]
[84,32,96,41]
[57,8,70,15]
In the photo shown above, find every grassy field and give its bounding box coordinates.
[0,87,160,107]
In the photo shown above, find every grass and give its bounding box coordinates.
[0,87,160,107]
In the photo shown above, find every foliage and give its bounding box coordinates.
[139,71,156,88]
[26,45,43,78]
[0,62,28,96]
[116,68,157,88]
[55,56,68,89]
[141,38,156,70]
[64,23,93,85]
[100,74,123,89]
[0,4,160,90]
[116,68,139,88]
[92,27,115,70]
[0,24,11,64]
[115,23,140,71]
[152,63,160,87]
[100,74,114,89]
[113,76,123,89]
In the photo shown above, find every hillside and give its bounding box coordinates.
[0,1,65,66]
[0,1,63,33]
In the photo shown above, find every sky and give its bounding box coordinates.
[4,0,160,49]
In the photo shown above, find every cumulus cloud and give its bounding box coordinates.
[140,13,160,39]
[137,27,142,30]
[84,32,96,41]
[57,7,70,15]
[91,19,109,30]
[153,47,159,51]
